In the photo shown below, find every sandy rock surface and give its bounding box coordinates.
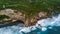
[0,9,51,26]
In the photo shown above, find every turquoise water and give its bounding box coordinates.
[0,14,60,34]
[28,26,60,34]
[0,26,60,34]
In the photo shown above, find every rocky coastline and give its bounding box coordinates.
[0,9,52,27]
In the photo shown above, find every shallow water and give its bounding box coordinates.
[0,14,60,34]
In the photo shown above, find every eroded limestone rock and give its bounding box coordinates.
[0,9,51,27]
[25,12,51,26]
[0,9,25,25]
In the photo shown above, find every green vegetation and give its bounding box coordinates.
[0,0,60,17]
[0,15,10,20]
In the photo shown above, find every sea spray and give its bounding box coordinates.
[0,14,60,34]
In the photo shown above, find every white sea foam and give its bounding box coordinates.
[0,14,60,34]
[41,27,47,31]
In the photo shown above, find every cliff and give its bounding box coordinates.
[0,9,52,27]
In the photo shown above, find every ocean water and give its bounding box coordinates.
[0,14,60,34]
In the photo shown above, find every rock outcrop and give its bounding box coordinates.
[0,9,51,27]
[0,9,25,25]
[25,12,51,26]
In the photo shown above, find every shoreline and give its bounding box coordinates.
[0,9,52,27]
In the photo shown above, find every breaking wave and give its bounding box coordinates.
[0,14,60,34]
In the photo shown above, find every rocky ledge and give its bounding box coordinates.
[0,9,51,27]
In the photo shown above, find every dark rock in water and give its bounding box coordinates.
[0,20,24,28]
[9,20,24,26]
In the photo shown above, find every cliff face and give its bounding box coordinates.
[0,9,51,26]
[0,9,25,25]
[25,12,51,26]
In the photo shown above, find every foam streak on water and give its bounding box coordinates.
[0,14,60,34]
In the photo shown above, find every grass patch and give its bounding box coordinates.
[0,15,10,20]
[0,0,60,17]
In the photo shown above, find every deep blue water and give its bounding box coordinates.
[25,26,60,34]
